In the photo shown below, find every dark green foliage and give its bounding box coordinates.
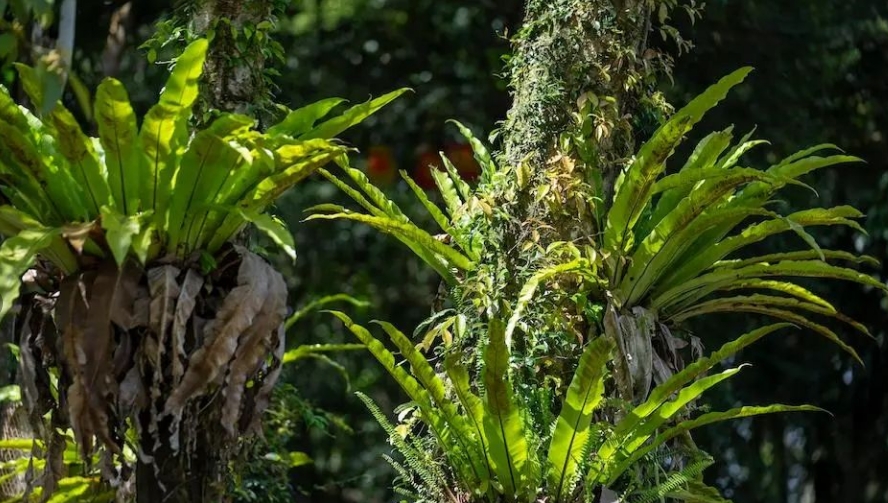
[322,42,883,501]
[664,2,888,501]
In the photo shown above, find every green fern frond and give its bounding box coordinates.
[627,455,714,503]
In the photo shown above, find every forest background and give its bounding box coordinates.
[0,1,886,502]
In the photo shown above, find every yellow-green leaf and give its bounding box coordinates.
[95,78,140,215]
[547,336,613,501]
[100,206,141,265]
[299,89,409,141]
[482,318,531,499]
[267,97,346,137]
[604,68,753,255]
[140,39,208,219]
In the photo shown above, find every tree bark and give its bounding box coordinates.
[490,0,657,302]
[135,410,228,503]
[503,0,652,177]
[191,0,275,119]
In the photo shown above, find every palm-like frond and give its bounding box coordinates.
[0,38,403,321]
[593,69,885,358]
[306,120,491,284]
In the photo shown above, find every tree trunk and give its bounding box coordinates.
[503,0,652,183]
[490,0,659,308]
[131,3,276,502]
[191,0,275,120]
[135,409,228,503]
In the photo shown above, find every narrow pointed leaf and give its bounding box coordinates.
[401,170,458,239]
[440,153,472,202]
[717,250,880,270]
[448,119,495,182]
[654,260,888,312]
[374,320,488,485]
[305,211,472,275]
[444,352,492,483]
[300,89,409,140]
[547,336,613,501]
[594,324,792,470]
[658,206,867,292]
[430,163,464,218]
[612,405,825,482]
[95,78,140,215]
[267,97,346,137]
[604,68,752,254]
[282,343,365,364]
[671,302,863,363]
[717,280,835,310]
[330,311,477,486]
[285,294,369,330]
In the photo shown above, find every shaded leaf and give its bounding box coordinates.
[0,228,60,321]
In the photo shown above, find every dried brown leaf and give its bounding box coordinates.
[618,306,655,400]
[164,251,269,417]
[82,261,140,454]
[66,380,93,456]
[247,327,285,436]
[171,269,204,384]
[17,310,45,422]
[147,265,181,363]
[111,330,134,379]
[58,259,141,456]
[108,262,144,331]
[132,287,151,329]
[56,273,94,457]
[118,365,145,421]
[221,266,287,435]
[651,352,673,385]
[603,303,633,404]
[37,429,66,503]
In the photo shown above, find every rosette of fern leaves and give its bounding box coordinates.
[312,68,885,502]
[0,38,405,501]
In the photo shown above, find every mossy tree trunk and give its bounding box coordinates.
[191,0,276,122]
[503,0,652,171]
[470,0,676,473]
[480,0,665,331]
[492,0,660,295]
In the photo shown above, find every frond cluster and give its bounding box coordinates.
[322,66,885,502]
